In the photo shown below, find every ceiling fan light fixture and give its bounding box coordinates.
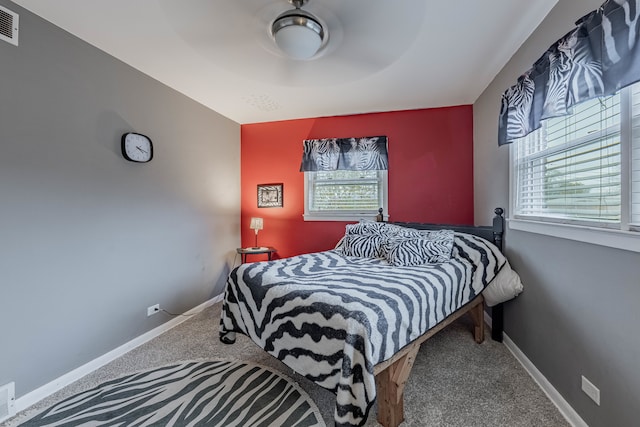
[271,0,327,60]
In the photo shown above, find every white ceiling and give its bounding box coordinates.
[12,0,558,124]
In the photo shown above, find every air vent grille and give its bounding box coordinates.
[0,5,19,46]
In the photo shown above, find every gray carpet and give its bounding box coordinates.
[3,302,569,427]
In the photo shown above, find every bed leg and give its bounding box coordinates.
[376,343,419,427]
[470,300,485,344]
[491,303,504,342]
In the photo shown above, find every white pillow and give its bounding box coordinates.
[483,260,524,306]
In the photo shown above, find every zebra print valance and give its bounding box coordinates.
[498,0,640,146]
[299,136,388,171]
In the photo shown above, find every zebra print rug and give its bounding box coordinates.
[18,360,325,427]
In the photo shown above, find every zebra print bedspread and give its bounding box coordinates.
[220,233,506,427]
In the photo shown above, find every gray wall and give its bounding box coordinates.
[474,0,640,426]
[0,0,240,399]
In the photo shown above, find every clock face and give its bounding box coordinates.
[121,133,153,163]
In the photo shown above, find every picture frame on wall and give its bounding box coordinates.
[257,183,283,208]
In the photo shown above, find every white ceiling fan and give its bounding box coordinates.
[156,0,427,86]
[270,0,329,60]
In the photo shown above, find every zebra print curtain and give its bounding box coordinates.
[299,135,388,171]
[498,0,640,146]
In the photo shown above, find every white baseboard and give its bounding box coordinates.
[503,333,589,427]
[484,311,492,329]
[502,335,588,427]
[15,295,223,413]
[484,311,587,427]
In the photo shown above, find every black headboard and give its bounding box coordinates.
[377,207,505,252]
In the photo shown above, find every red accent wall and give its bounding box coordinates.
[240,105,473,260]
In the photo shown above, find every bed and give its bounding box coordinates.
[220,208,522,427]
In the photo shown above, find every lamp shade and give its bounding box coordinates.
[249,217,264,231]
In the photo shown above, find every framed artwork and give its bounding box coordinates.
[257,183,283,208]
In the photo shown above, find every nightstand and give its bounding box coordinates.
[236,247,277,263]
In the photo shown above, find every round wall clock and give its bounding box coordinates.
[121,132,153,163]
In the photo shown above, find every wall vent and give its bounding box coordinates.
[0,5,19,46]
[0,382,16,423]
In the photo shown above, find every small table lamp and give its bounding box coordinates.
[249,217,264,249]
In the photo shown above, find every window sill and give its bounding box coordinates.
[303,213,389,222]
[508,218,640,253]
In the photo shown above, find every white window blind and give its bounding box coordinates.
[513,81,640,233]
[631,84,640,228]
[304,170,387,220]
[514,93,622,226]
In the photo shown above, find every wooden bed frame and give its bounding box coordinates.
[373,207,505,427]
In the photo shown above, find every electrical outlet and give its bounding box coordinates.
[147,304,160,317]
[581,375,600,405]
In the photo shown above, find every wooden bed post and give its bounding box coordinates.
[470,299,485,344]
[374,295,485,427]
[376,343,419,427]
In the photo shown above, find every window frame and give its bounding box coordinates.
[303,170,389,222]
[508,86,640,253]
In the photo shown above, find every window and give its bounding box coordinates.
[510,83,640,251]
[304,170,388,221]
[632,84,640,226]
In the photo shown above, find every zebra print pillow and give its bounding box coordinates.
[345,220,389,236]
[385,225,424,239]
[386,229,454,266]
[345,221,425,238]
[336,233,384,258]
